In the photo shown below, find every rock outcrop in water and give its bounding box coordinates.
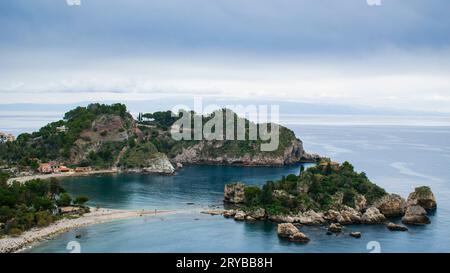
[328,223,343,233]
[277,223,310,243]
[386,222,408,231]
[361,207,386,224]
[406,186,437,211]
[233,211,246,221]
[337,206,362,225]
[401,205,431,225]
[374,194,407,218]
[247,208,266,220]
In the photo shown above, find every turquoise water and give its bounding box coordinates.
[58,164,308,210]
[28,125,450,253]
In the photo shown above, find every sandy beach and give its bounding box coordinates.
[6,169,118,184]
[0,207,174,253]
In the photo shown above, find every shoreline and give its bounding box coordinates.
[6,161,315,184]
[0,207,175,253]
[7,169,119,184]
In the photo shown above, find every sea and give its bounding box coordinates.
[0,109,450,253]
[1,111,449,252]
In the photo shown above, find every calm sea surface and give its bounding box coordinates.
[23,125,450,253]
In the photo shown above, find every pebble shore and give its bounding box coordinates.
[0,208,171,253]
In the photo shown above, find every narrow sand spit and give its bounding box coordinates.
[0,208,175,253]
[6,169,118,184]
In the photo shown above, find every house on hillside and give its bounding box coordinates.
[75,166,92,173]
[38,162,70,174]
[38,163,53,174]
[56,165,73,173]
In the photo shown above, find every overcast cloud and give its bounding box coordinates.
[1,0,449,112]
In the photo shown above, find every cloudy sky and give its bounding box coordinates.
[1,0,450,113]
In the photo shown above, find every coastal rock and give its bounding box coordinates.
[141,153,175,174]
[386,222,408,231]
[277,223,299,238]
[234,211,247,221]
[361,207,386,224]
[224,183,246,204]
[355,194,367,212]
[407,186,437,211]
[201,210,224,216]
[325,210,341,222]
[338,207,362,225]
[277,223,310,243]
[268,215,295,223]
[401,205,430,225]
[328,223,343,233]
[289,231,310,243]
[349,232,361,238]
[245,216,256,221]
[247,208,266,220]
[301,153,322,163]
[374,194,407,218]
[298,210,326,225]
[223,210,236,218]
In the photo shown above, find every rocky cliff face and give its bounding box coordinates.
[126,153,175,174]
[172,138,319,166]
[70,114,136,164]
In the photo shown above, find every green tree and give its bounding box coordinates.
[35,211,54,227]
[58,193,72,207]
[286,174,298,182]
[74,196,89,206]
[244,186,261,207]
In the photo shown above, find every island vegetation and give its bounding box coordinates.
[0,103,318,179]
[0,172,89,237]
[214,159,437,242]
[242,161,386,215]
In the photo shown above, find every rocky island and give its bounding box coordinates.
[205,161,437,243]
